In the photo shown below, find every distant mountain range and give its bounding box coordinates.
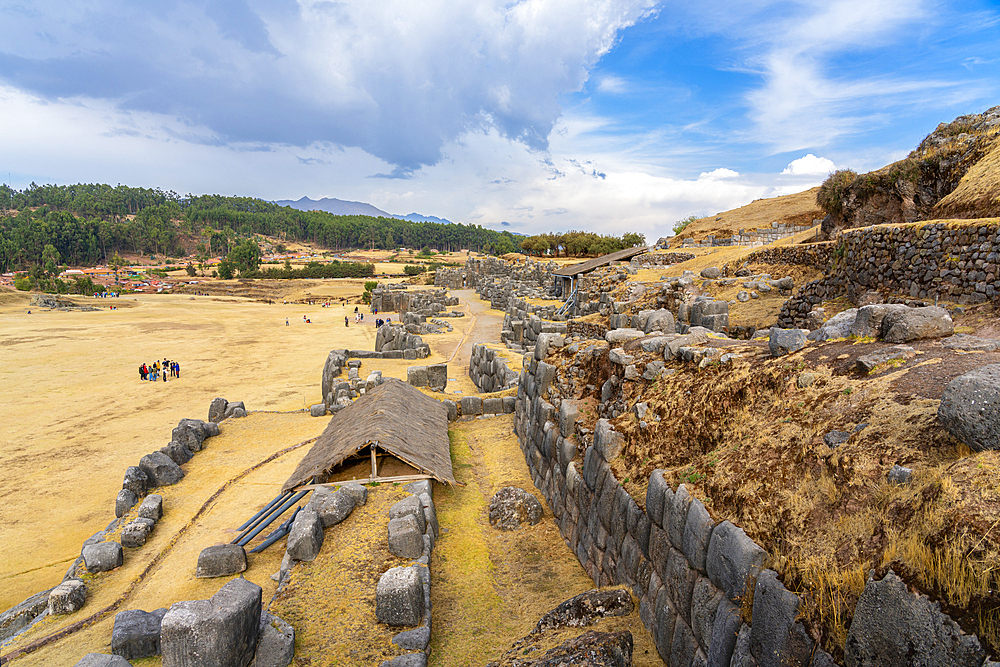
[274,196,453,225]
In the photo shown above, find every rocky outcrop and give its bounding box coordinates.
[820,106,1000,237]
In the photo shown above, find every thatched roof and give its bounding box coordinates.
[551,246,650,277]
[282,378,455,492]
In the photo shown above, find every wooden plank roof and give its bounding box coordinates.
[551,246,650,277]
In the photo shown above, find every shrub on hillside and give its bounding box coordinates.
[817,169,858,219]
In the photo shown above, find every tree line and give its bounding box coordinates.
[0,182,524,273]
[518,230,646,257]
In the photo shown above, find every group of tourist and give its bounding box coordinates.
[139,359,180,382]
[374,318,391,327]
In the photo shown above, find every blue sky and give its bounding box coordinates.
[1,0,998,241]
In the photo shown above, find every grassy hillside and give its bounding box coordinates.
[668,187,823,247]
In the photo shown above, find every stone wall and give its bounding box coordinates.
[371,287,457,315]
[467,256,559,310]
[722,243,834,276]
[778,221,1000,327]
[513,338,991,664]
[375,323,431,356]
[434,268,478,290]
[500,297,569,351]
[468,344,519,393]
[512,350,831,665]
[677,221,818,248]
[630,252,697,267]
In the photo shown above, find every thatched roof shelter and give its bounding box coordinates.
[282,378,455,492]
[551,246,650,277]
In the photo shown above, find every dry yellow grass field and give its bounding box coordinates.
[1,281,658,665]
[0,286,490,614]
[6,413,319,666]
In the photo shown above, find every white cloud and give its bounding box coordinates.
[737,0,968,152]
[597,76,629,94]
[699,168,740,180]
[781,154,835,176]
[0,0,657,169]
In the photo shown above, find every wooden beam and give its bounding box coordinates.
[370,443,378,480]
[294,473,433,491]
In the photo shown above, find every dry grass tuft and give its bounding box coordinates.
[571,337,1000,659]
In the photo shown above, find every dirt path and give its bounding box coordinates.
[442,289,505,370]
[430,416,660,666]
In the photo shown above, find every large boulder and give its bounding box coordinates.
[0,588,52,641]
[749,569,813,666]
[769,328,807,357]
[488,487,543,530]
[161,440,194,465]
[122,466,150,497]
[701,266,721,279]
[321,350,347,402]
[116,489,139,518]
[850,304,909,338]
[807,308,858,341]
[197,545,248,578]
[48,579,87,614]
[138,451,185,487]
[172,419,209,452]
[308,487,357,528]
[880,305,954,343]
[83,542,124,573]
[120,518,155,548]
[938,364,1000,451]
[845,570,984,667]
[460,395,483,416]
[407,366,428,387]
[208,397,229,423]
[426,363,448,392]
[251,611,295,667]
[376,566,425,627]
[161,577,262,667]
[138,494,163,522]
[286,508,324,561]
[644,309,676,335]
[594,419,624,461]
[388,514,425,559]
[605,328,645,344]
[224,402,247,419]
[706,521,766,603]
[389,496,427,534]
[112,608,168,660]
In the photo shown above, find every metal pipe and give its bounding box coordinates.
[236,491,291,531]
[248,506,302,554]
[231,490,298,544]
[236,490,308,546]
